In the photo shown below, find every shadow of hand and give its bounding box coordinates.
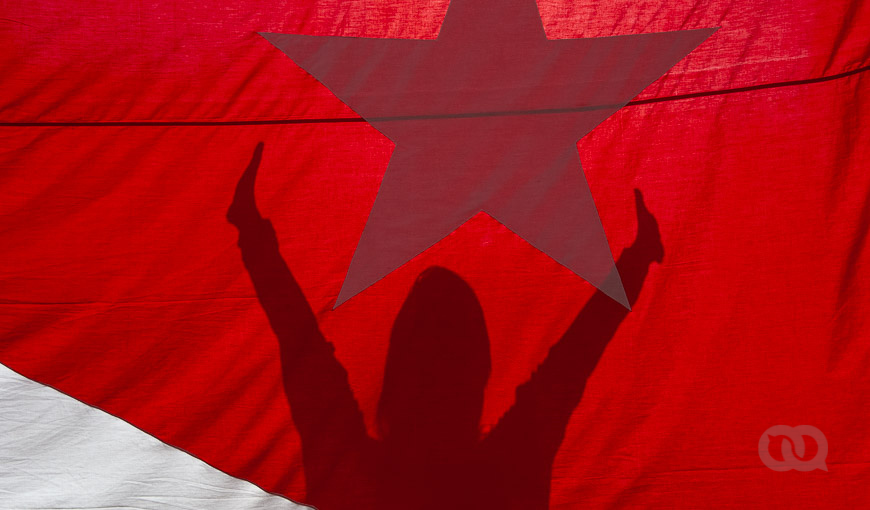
[632,188,664,264]
[227,142,265,228]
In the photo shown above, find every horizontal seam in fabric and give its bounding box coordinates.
[0,296,261,306]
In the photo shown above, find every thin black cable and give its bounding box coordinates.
[1,64,866,128]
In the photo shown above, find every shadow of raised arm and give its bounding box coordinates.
[483,190,663,503]
[227,143,370,499]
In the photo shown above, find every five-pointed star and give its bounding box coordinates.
[261,0,715,308]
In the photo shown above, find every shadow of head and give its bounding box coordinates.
[377,267,490,449]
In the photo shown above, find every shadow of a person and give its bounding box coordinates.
[227,142,663,510]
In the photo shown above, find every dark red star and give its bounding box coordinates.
[262,0,715,307]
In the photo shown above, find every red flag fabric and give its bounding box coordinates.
[2,0,869,508]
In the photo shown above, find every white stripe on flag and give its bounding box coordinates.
[0,363,310,510]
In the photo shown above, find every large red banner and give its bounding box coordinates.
[2,0,868,508]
